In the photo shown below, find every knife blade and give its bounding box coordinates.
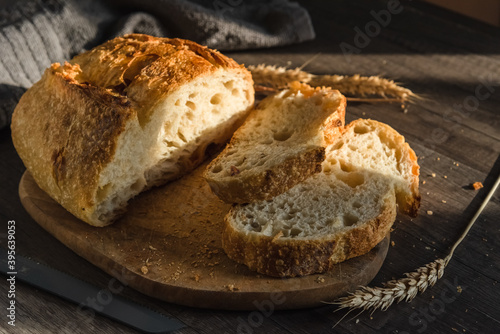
[0,248,185,333]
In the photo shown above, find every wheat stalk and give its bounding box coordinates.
[248,64,417,103]
[330,173,500,325]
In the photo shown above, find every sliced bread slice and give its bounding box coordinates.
[222,119,420,277]
[204,81,346,204]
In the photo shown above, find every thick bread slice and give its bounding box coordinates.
[11,34,254,227]
[222,119,420,277]
[204,82,346,203]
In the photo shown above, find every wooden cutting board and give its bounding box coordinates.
[18,163,389,310]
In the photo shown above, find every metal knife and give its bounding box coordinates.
[0,248,185,333]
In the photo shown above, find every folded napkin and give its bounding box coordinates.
[0,0,314,129]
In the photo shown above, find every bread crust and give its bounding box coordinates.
[222,192,396,277]
[12,63,134,224]
[11,34,253,226]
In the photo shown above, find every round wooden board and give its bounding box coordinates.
[19,164,389,310]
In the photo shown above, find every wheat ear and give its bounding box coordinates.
[248,64,417,102]
[331,173,500,323]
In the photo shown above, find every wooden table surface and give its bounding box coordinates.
[1,0,500,333]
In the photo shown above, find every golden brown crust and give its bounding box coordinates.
[222,193,397,277]
[71,34,249,127]
[11,34,252,226]
[12,63,134,224]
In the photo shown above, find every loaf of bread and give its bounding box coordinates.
[222,119,420,277]
[11,34,254,227]
[204,82,346,203]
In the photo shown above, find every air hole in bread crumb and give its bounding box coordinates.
[343,213,359,227]
[212,165,222,173]
[210,94,222,105]
[273,130,293,141]
[212,108,220,115]
[261,138,273,145]
[353,125,370,134]
[232,89,240,97]
[177,131,187,143]
[353,201,362,209]
[332,142,344,150]
[186,101,196,110]
[96,183,112,202]
[224,80,234,90]
[175,99,181,106]
[338,172,365,188]
[290,228,301,237]
[189,92,198,99]
[339,160,354,173]
[249,221,261,231]
[234,157,246,167]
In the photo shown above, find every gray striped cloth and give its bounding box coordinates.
[0,0,315,129]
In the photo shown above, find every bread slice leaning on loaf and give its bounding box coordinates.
[11,34,254,227]
[222,119,420,277]
[204,82,346,203]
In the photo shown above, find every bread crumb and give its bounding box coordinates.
[472,182,483,190]
[442,200,447,203]
[141,266,148,275]
[422,180,426,184]
[427,210,433,215]
[225,284,239,292]
[356,319,360,324]
[193,274,201,282]
[315,276,325,283]
[431,173,436,177]
[391,241,395,247]
[443,175,447,179]
[149,245,157,251]
[457,286,463,293]
[437,157,440,161]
